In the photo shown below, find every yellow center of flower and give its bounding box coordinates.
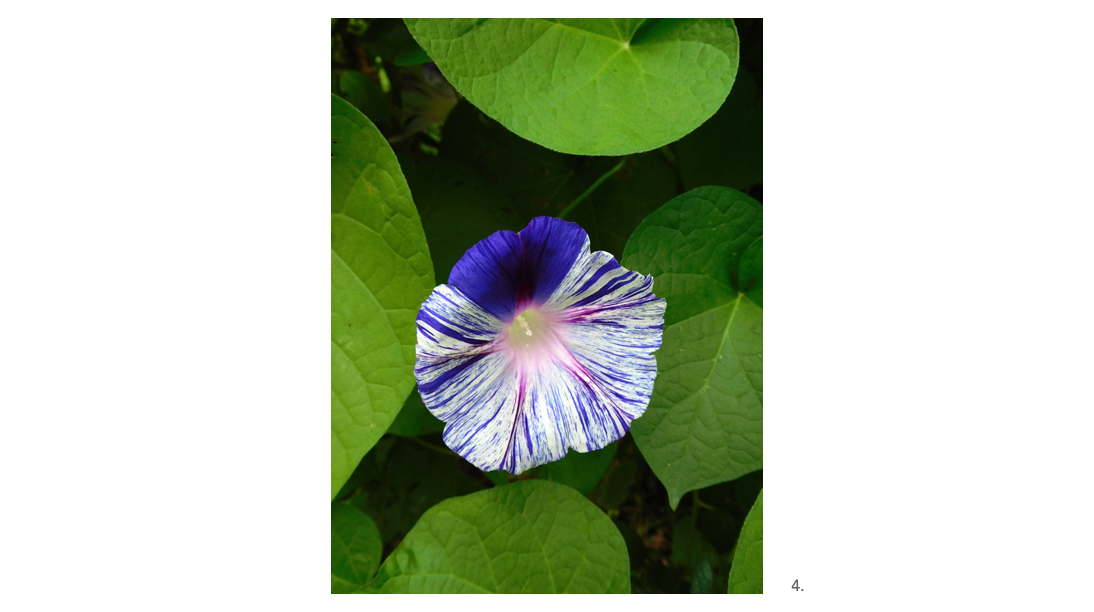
[506,309,551,349]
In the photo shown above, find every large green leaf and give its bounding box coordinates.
[728,489,762,593]
[370,480,629,593]
[331,93,435,499]
[405,18,740,156]
[622,187,762,508]
[332,500,383,593]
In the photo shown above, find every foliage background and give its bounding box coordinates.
[331,18,762,594]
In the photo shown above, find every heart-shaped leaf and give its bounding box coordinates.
[405,18,740,156]
[370,480,629,593]
[622,186,762,508]
[331,93,435,498]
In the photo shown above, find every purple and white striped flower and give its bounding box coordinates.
[415,217,666,474]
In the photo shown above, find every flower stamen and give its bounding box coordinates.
[506,308,551,349]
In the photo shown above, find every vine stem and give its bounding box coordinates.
[558,156,628,219]
[693,490,715,512]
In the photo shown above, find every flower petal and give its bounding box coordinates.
[555,291,665,422]
[446,230,522,321]
[415,218,665,475]
[415,285,504,410]
[441,351,636,474]
[444,217,590,322]
[516,217,589,307]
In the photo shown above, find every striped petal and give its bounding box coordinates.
[414,217,665,474]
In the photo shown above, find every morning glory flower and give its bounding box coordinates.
[414,216,666,474]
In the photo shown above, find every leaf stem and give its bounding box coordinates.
[658,145,677,167]
[693,490,715,513]
[558,156,628,219]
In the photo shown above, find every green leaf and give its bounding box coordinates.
[537,443,617,495]
[370,480,630,593]
[738,236,762,308]
[484,471,509,487]
[691,553,718,594]
[728,489,762,593]
[406,18,740,156]
[394,47,431,66]
[332,500,383,593]
[331,93,435,499]
[674,68,762,192]
[621,186,762,508]
[332,70,390,125]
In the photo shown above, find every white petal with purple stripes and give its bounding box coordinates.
[414,217,665,474]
